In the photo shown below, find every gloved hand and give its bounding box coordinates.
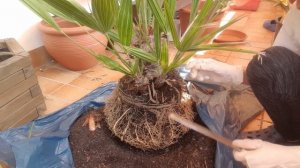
[233,139,300,168]
[186,58,243,85]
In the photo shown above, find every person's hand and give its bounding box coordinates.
[233,139,300,168]
[186,58,243,85]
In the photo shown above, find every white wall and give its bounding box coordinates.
[0,0,43,51]
[0,0,91,51]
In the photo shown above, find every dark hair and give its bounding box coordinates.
[247,46,300,141]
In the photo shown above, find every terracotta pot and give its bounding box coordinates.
[178,1,225,37]
[213,29,247,43]
[39,17,108,71]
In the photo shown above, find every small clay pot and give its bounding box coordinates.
[213,29,247,43]
[39,17,108,71]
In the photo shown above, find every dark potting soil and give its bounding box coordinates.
[69,108,216,168]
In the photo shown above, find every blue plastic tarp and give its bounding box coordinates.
[0,69,261,168]
[0,83,116,168]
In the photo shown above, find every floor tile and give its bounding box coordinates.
[36,66,81,84]
[194,52,229,62]
[226,57,250,69]
[79,64,124,81]
[50,85,89,102]
[229,51,254,60]
[247,34,273,43]
[40,95,72,116]
[249,41,272,49]
[70,75,106,91]
[37,76,64,94]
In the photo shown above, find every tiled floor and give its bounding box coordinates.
[35,1,284,132]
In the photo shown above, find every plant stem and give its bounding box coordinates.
[105,34,132,72]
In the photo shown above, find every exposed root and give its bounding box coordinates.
[104,89,194,150]
[113,108,131,134]
[148,85,157,104]
[104,70,194,150]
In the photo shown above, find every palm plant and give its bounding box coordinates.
[22,0,256,150]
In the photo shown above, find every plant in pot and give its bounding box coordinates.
[22,0,255,151]
[39,16,108,71]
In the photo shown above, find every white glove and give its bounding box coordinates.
[186,58,243,85]
[233,139,300,168]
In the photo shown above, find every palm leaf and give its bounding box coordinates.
[147,0,167,32]
[165,0,176,18]
[35,0,98,31]
[125,47,157,63]
[164,0,180,48]
[160,39,169,73]
[190,0,200,23]
[22,0,60,31]
[117,0,133,46]
[188,44,258,54]
[131,58,140,75]
[136,0,149,35]
[107,31,121,44]
[96,54,131,75]
[154,19,162,60]
[179,0,214,51]
[92,0,118,32]
[192,15,246,47]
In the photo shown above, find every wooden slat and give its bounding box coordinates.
[0,75,38,107]
[0,91,32,123]
[0,95,43,130]
[36,102,47,114]
[30,84,43,98]
[0,55,31,81]
[8,109,39,129]
[0,70,25,94]
[5,38,29,56]
[23,66,34,79]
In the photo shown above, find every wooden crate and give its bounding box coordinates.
[0,38,46,131]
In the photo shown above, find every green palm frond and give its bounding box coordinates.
[147,0,167,32]
[22,0,256,76]
[154,19,162,59]
[125,47,157,63]
[164,0,180,48]
[96,54,132,75]
[92,0,118,32]
[117,0,133,46]
[160,39,169,73]
[190,0,200,23]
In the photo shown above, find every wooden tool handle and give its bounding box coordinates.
[169,113,237,150]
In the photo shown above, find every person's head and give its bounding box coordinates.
[247,46,300,141]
